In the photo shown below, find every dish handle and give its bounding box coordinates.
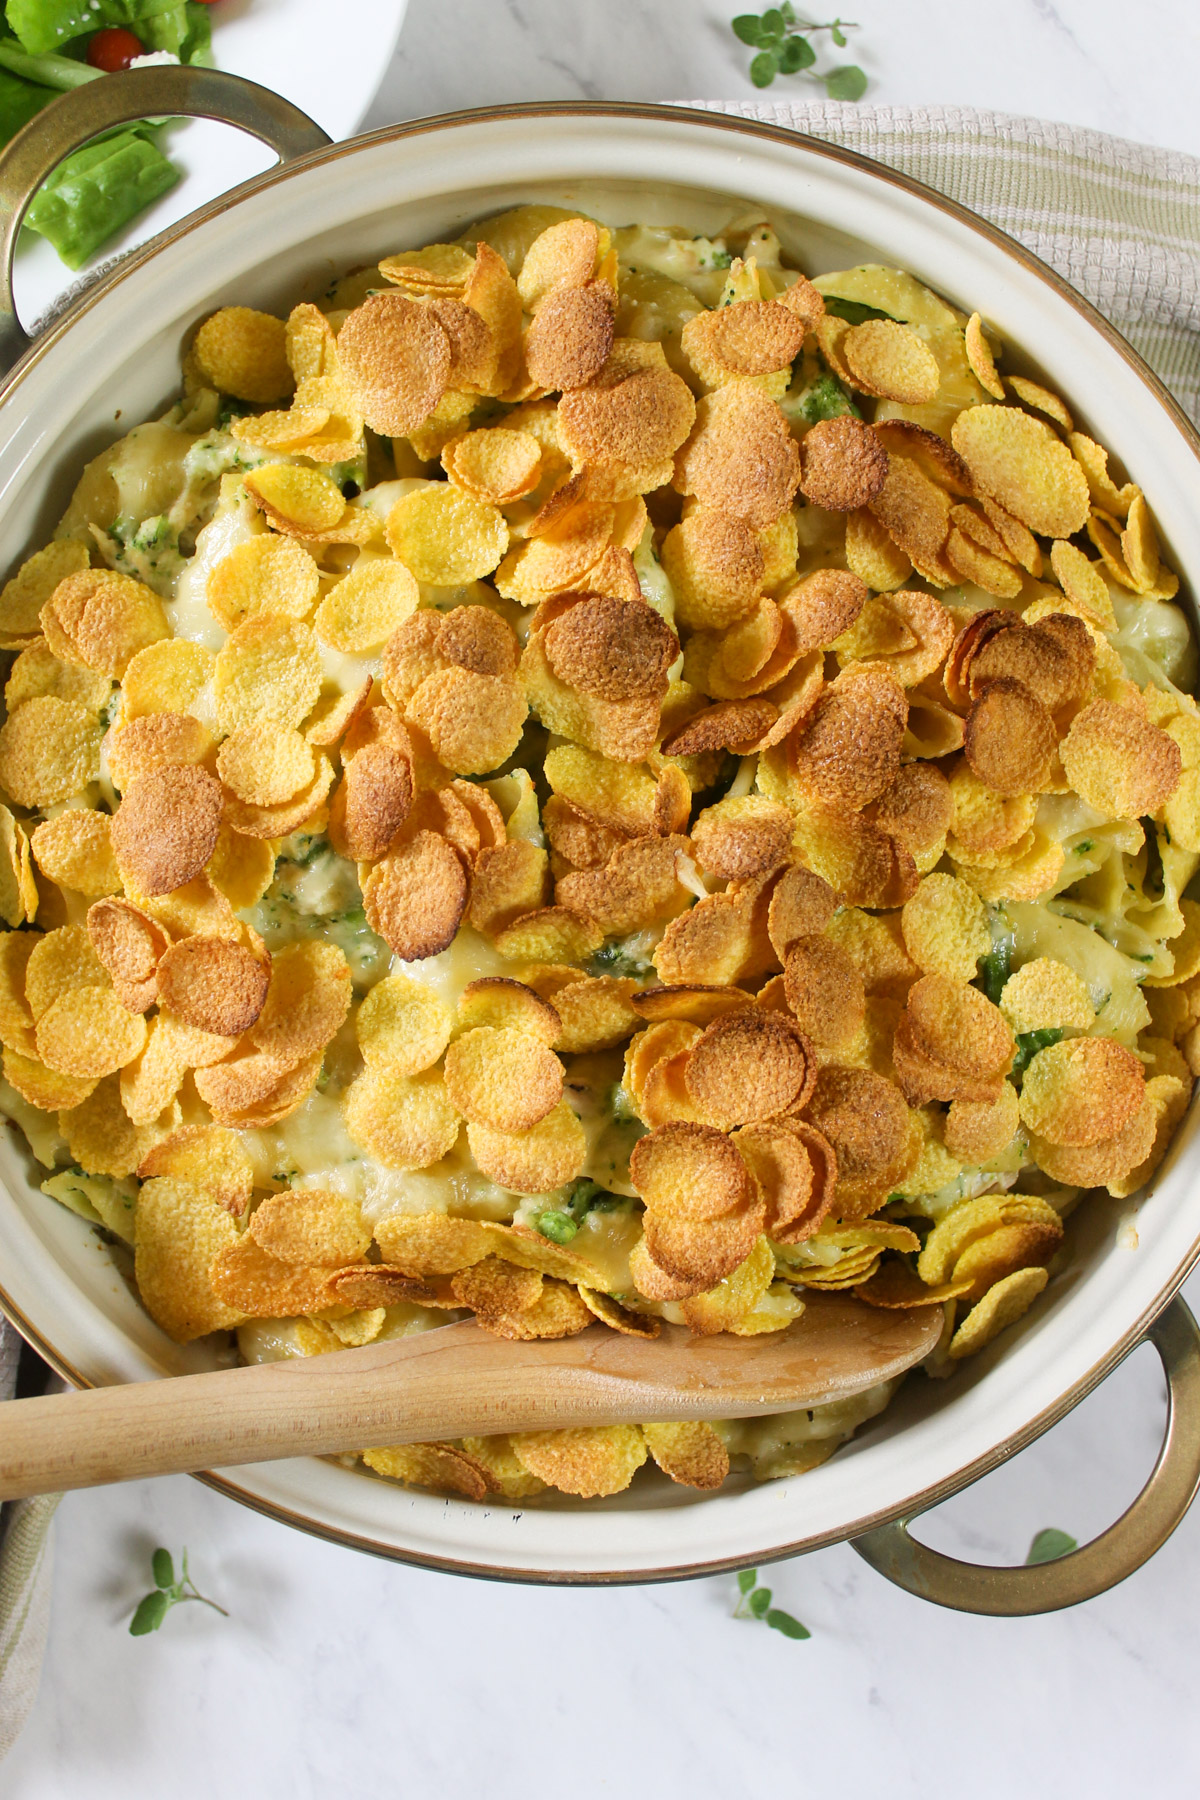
[0,65,331,376]
[851,1294,1200,1615]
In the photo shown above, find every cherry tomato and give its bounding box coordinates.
[86,27,146,72]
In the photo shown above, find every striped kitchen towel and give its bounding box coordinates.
[0,1319,57,1758]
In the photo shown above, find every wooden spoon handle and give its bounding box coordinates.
[0,1299,942,1499]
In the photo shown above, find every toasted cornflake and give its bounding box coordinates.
[631,1118,755,1222]
[712,299,805,376]
[443,428,541,505]
[967,611,1096,713]
[110,765,223,897]
[221,751,333,842]
[798,415,889,512]
[690,795,791,882]
[407,666,527,776]
[363,831,468,960]
[29,811,119,900]
[5,640,110,716]
[35,983,146,1079]
[466,1098,586,1192]
[1019,1035,1144,1146]
[86,896,169,1012]
[524,284,615,391]
[385,485,508,587]
[509,1425,646,1499]
[673,381,799,529]
[4,1047,95,1111]
[944,1081,1021,1163]
[152,936,266,1037]
[804,1065,914,1214]
[493,906,603,965]
[867,454,953,583]
[443,1024,563,1130]
[336,293,451,435]
[356,973,452,1076]
[243,467,344,539]
[135,1174,245,1342]
[42,567,169,678]
[872,419,974,497]
[206,534,319,633]
[559,364,696,469]
[765,864,837,959]
[901,873,990,982]
[25,924,105,1021]
[381,242,476,295]
[217,722,315,808]
[964,313,1005,400]
[906,974,1015,1080]
[193,307,292,402]
[782,935,865,1051]
[963,677,1055,796]
[544,595,676,703]
[685,1011,815,1129]
[0,694,101,807]
[0,540,90,647]
[118,640,212,724]
[946,524,1023,600]
[138,1122,253,1214]
[194,1044,322,1128]
[543,974,636,1052]
[341,1066,460,1169]
[949,1265,1049,1358]
[456,976,560,1044]
[661,508,762,632]
[250,1188,370,1266]
[1000,958,1094,1033]
[844,319,940,404]
[329,740,413,863]
[733,1118,835,1243]
[1007,376,1073,432]
[556,834,687,936]
[639,1419,728,1489]
[791,808,917,911]
[361,1441,489,1500]
[1067,432,1137,518]
[517,218,600,307]
[1061,699,1181,818]
[951,405,1090,539]
[642,1196,766,1292]
[790,666,907,811]
[869,765,953,862]
[845,507,914,592]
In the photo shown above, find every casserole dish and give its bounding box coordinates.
[0,67,1198,1609]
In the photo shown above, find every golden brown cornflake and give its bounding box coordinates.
[138,1122,253,1214]
[110,765,223,897]
[660,508,764,632]
[327,743,411,866]
[951,405,1090,539]
[43,566,168,677]
[25,925,104,1022]
[944,1081,1021,1163]
[690,796,791,882]
[946,524,1023,601]
[59,1073,152,1181]
[154,937,264,1042]
[543,594,676,703]
[964,313,1005,400]
[362,830,468,960]
[1019,1033,1144,1148]
[35,983,146,1079]
[963,678,1056,796]
[467,839,548,939]
[344,1065,462,1166]
[542,974,636,1052]
[857,1260,972,1308]
[494,907,602,967]
[193,307,292,402]
[971,613,1095,715]
[456,976,560,1045]
[845,507,914,593]
[642,1420,729,1490]
[844,319,940,403]
[782,935,866,1051]
[442,1024,563,1130]
[29,811,119,900]
[712,299,806,375]
[868,765,953,865]
[804,1065,915,1216]
[906,972,1014,1078]
[312,562,418,659]
[516,217,600,307]
[871,419,974,496]
[867,454,954,583]
[221,751,333,841]
[5,639,110,716]
[523,284,615,391]
[135,1173,246,1342]
[509,1425,647,1499]
[466,1099,587,1193]
[216,722,315,808]
[196,1042,323,1129]
[556,835,687,936]
[407,666,528,777]
[1048,539,1115,630]
[380,242,476,296]
[360,1441,492,1501]
[255,941,353,1062]
[213,613,322,736]
[206,534,319,633]
[673,381,799,529]
[352,975,451,1079]
[249,1188,370,1267]
[4,1047,95,1111]
[1066,432,1136,519]
[86,896,170,1013]
[559,363,696,468]
[0,540,90,649]
[765,864,836,960]
[733,1118,835,1244]
[790,666,907,812]
[385,485,508,587]
[1061,699,1181,818]
[1007,376,1073,433]
[684,1010,816,1129]
[628,985,751,1027]
[335,293,451,435]
[0,694,102,807]
[798,415,889,512]
[104,711,210,794]
[442,427,541,505]
[900,873,990,983]
[791,809,917,911]
[628,1118,751,1223]
[1000,958,1094,1034]
[948,1266,1049,1358]
[118,641,210,724]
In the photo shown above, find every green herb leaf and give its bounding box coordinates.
[831,21,847,45]
[1013,1026,1065,1077]
[766,1607,811,1638]
[536,1209,579,1245]
[737,1567,758,1595]
[748,1586,772,1617]
[780,1,796,21]
[749,49,780,86]
[151,1547,175,1590]
[1026,1527,1078,1565]
[821,296,893,326]
[979,944,1012,1006]
[129,1590,170,1636]
[778,33,816,71]
[731,13,766,44]
[760,8,786,37]
[825,64,868,101]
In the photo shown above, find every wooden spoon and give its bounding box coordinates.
[0,1293,941,1500]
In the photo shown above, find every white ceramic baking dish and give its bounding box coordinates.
[1,68,1198,1610]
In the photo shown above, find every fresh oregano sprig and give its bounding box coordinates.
[733,1567,812,1638]
[129,1547,229,1636]
[1026,1528,1078,1565]
[731,6,867,99]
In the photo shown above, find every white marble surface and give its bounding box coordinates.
[10,2,1200,1793]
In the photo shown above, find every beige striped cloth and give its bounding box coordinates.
[694,102,1200,426]
[2,100,1200,1756]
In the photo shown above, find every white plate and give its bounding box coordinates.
[12,0,409,329]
